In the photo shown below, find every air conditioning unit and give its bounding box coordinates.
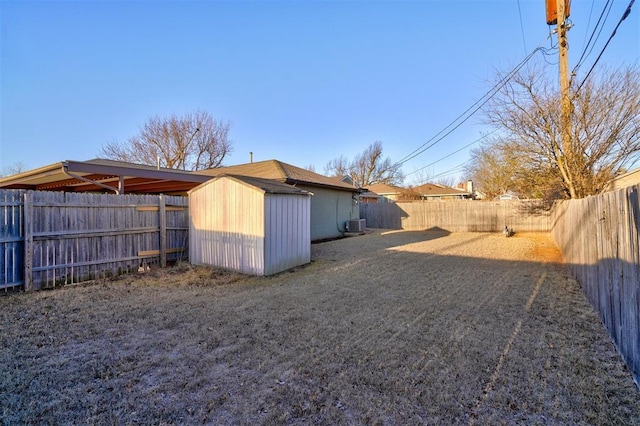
[346,219,366,233]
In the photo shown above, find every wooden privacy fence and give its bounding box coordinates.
[360,200,553,232]
[0,190,24,289]
[551,184,640,386]
[0,190,189,291]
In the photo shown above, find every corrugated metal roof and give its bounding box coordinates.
[0,159,209,194]
[195,159,358,192]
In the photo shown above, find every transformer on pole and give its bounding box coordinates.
[546,0,571,25]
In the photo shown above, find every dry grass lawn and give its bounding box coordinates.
[1,229,639,425]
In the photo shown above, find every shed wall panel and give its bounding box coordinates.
[190,178,265,275]
[264,194,311,275]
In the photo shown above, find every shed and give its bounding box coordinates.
[194,159,361,241]
[189,174,312,276]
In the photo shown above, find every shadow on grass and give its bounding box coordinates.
[1,232,638,425]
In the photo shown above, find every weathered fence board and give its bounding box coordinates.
[360,200,553,232]
[0,190,189,291]
[0,190,25,289]
[551,184,640,387]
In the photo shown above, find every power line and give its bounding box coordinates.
[404,129,498,178]
[581,0,597,56]
[576,0,636,93]
[393,41,553,169]
[517,0,527,55]
[423,145,493,183]
[572,0,614,75]
[427,161,469,181]
[415,1,636,187]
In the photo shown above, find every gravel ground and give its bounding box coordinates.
[1,229,638,425]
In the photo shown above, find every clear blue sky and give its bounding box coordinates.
[1,0,638,185]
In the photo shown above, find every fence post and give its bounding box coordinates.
[23,192,33,291]
[159,195,167,268]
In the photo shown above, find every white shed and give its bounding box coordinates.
[189,174,312,276]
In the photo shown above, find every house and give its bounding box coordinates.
[0,158,210,194]
[336,175,357,187]
[606,168,640,192]
[456,181,481,199]
[360,183,406,203]
[194,160,361,242]
[189,174,312,275]
[410,182,472,200]
[494,191,520,201]
[1,158,363,242]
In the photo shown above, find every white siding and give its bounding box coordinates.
[264,194,311,275]
[190,178,265,275]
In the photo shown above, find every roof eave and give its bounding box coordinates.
[285,179,361,192]
[0,162,65,186]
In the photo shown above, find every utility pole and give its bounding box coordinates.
[547,0,575,198]
[557,0,571,145]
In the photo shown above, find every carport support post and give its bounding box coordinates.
[23,192,34,291]
[159,195,167,268]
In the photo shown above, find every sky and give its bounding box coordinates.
[1,0,638,186]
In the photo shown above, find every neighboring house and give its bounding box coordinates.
[411,182,472,200]
[473,190,487,200]
[0,158,209,194]
[606,168,640,192]
[194,159,361,242]
[361,183,406,203]
[494,191,520,201]
[456,181,480,199]
[358,190,382,204]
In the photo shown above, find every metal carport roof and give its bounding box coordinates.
[0,159,211,194]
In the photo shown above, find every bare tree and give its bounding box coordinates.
[101,109,232,171]
[325,141,404,187]
[1,161,27,177]
[466,139,559,199]
[480,64,640,199]
[435,176,458,188]
[323,156,349,178]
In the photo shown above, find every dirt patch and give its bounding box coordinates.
[1,230,638,425]
[516,232,566,263]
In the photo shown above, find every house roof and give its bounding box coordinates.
[412,182,470,197]
[366,183,405,195]
[0,159,210,194]
[190,174,312,196]
[194,159,359,192]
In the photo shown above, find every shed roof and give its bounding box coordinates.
[194,159,359,192]
[0,158,209,194]
[190,174,312,196]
